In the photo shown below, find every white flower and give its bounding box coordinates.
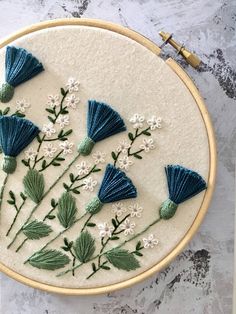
[98,222,114,238]
[56,114,70,128]
[43,143,57,158]
[47,95,60,108]
[121,218,135,236]
[130,204,143,218]
[83,177,97,191]
[66,78,80,93]
[116,140,131,153]
[16,99,30,113]
[76,161,90,175]
[147,116,162,130]
[143,234,159,249]
[42,122,56,138]
[25,147,37,161]
[59,140,74,155]
[112,202,126,217]
[92,151,106,164]
[118,156,133,171]
[129,113,145,129]
[139,138,155,152]
[65,94,80,109]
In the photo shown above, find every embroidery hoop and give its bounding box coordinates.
[0,18,217,295]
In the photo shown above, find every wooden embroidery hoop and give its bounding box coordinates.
[0,18,217,295]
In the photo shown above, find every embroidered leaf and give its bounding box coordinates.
[46,108,54,114]
[22,220,52,240]
[101,264,110,270]
[47,215,56,220]
[56,157,65,162]
[61,87,66,96]
[72,188,80,195]
[28,249,70,270]
[110,236,119,240]
[69,173,75,183]
[20,192,27,201]
[105,248,140,271]
[7,200,15,205]
[63,183,69,191]
[14,112,25,118]
[57,192,77,228]
[87,222,96,227]
[111,218,117,228]
[133,251,143,257]
[63,129,73,137]
[111,151,117,161]
[142,130,151,136]
[3,107,10,115]
[41,159,47,169]
[92,167,101,173]
[23,169,45,204]
[52,161,61,166]
[21,159,29,166]
[92,262,96,272]
[51,198,57,207]
[73,231,95,263]
[36,134,42,143]
[48,116,55,123]
[128,132,134,141]
[134,154,142,159]
[136,241,142,250]
[9,190,15,201]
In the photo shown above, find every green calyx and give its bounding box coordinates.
[85,196,103,214]
[0,82,14,103]
[2,156,17,174]
[159,199,178,220]
[77,136,95,156]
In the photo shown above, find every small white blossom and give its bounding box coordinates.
[129,113,145,129]
[42,122,56,138]
[16,99,30,113]
[112,202,126,217]
[83,177,97,191]
[25,147,37,161]
[130,204,143,218]
[66,94,80,109]
[76,161,90,175]
[121,218,135,236]
[147,116,162,130]
[116,140,131,153]
[59,140,74,155]
[118,156,133,171]
[43,143,57,158]
[47,95,60,108]
[98,222,114,238]
[56,114,70,128]
[140,138,155,152]
[143,234,159,249]
[66,78,80,93]
[92,151,106,164]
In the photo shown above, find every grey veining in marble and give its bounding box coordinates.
[0,1,235,313]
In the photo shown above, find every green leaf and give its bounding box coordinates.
[63,183,69,191]
[73,231,95,263]
[133,251,143,257]
[136,241,142,251]
[47,215,56,220]
[56,157,65,162]
[45,108,55,114]
[110,236,119,240]
[51,198,57,208]
[63,129,73,137]
[61,87,66,96]
[92,262,96,272]
[20,192,27,201]
[105,248,140,271]
[21,159,29,167]
[134,154,142,159]
[64,237,69,246]
[87,222,96,227]
[3,107,10,115]
[111,218,117,228]
[22,220,52,240]
[72,188,80,194]
[7,200,15,205]
[58,130,63,138]
[142,130,151,136]
[28,249,70,270]
[36,134,42,143]
[23,169,45,204]
[111,151,117,161]
[92,168,101,173]
[61,246,70,252]
[60,109,69,115]
[69,173,75,182]
[9,190,15,201]
[128,132,134,141]
[57,192,77,228]
[15,112,25,118]
[52,161,61,166]
[101,265,110,270]
[0,110,2,115]
[48,116,55,123]
[42,160,47,169]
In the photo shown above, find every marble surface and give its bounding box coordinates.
[0,1,234,313]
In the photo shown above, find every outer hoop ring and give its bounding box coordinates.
[0,18,217,295]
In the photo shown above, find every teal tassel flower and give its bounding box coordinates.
[78,100,126,156]
[0,46,44,103]
[86,164,137,214]
[159,165,207,220]
[0,116,40,173]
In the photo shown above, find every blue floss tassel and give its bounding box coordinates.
[0,116,40,173]
[0,46,44,103]
[86,164,137,214]
[78,100,126,156]
[159,165,207,220]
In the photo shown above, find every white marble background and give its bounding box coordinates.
[0,1,235,313]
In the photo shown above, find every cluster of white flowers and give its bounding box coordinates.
[129,113,162,130]
[16,99,30,113]
[112,202,143,218]
[142,234,159,249]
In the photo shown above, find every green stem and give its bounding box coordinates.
[38,150,63,172]
[86,261,109,280]
[24,212,87,263]
[32,135,46,169]
[7,152,81,249]
[127,127,150,157]
[57,216,162,277]
[6,198,26,236]
[0,173,9,213]
[81,213,94,233]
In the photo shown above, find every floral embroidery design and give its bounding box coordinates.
[98,223,114,238]
[83,177,97,192]
[76,161,90,176]
[92,151,106,164]
[16,99,30,113]
[120,218,135,236]
[66,78,80,93]
[43,143,57,158]
[59,141,74,155]
[130,203,143,218]
[143,234,159,249]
